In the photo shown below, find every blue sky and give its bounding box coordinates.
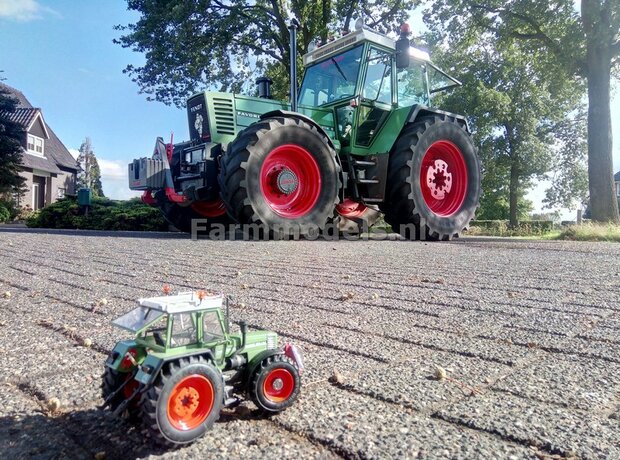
[0,0,618,216]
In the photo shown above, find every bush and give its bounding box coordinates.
[26,196,169,232]
[0,205,10,223]
[467,220,555,237]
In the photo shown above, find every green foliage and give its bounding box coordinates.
[76,137,105,197]
[0,204,9,223]
[554,223,620,242]
[428,17,586,226]
[468,220,555,237]
[0,85,27,198]
[115,0,414,106]
[424,0,620,223]
[26,197,168,231]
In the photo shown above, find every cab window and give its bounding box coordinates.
[203,311,224,342]
[170,313,197,347]
[397,63,430,106]
[362,48,393,105]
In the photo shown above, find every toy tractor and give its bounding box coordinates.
[128,20,480,240]
[101,291,303,445]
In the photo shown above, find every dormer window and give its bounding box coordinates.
[27,134,44,156]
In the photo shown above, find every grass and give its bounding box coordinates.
[553,223,620,242]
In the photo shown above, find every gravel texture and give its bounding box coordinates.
[1,229,619,459]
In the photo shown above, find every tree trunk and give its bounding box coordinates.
[509,161,519,228]
[582,0,620,223]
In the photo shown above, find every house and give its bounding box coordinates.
[0,82,79,210]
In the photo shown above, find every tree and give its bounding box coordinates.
[425,0,620,223]
[76,137,105,198]
[114,0,415,106]
[0,85,27,202]
[430,34,585,226]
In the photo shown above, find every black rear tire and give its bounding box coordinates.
[141,356,223,446]
[218,117,340,237]
[381,115,480,240]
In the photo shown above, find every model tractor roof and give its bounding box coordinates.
[302,26,431,66]
[112,292,224,333]
[138,292,223,313]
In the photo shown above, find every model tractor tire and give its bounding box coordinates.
[250,354,301,413]
[101,367,141,420]
[381,116,480,240]
[219,117,340,237]
[141,357,223,446]
[154,190,230,235]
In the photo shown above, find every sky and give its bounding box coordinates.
[0,0,619,217]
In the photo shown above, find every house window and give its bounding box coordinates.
[616,182,620,197]
[57,188,66,199]
[27,134,44,156]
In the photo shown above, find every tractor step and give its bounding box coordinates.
[357,178,380,184]
[353,160,376,167]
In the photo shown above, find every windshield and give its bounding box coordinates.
[299,45,363,106]
[112,306,165,332]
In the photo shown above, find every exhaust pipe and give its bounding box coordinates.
[288,18,300,112]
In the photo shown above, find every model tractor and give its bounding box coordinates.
[128,20,480,240]
[101,291,303,445]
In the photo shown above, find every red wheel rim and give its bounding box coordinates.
[259,144,321,218]
[262,368,295,403]
[167,374,214,431]
[191,199,227,218]
[336,199,367,218]
[123,374,139,400]
[420,141,468,217]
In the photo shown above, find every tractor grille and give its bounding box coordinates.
[212,97,236,136]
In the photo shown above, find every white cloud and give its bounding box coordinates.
[102,177,141,201]
[0,0,60,21]
[98,158,126,179]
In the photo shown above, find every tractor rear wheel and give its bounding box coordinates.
[154,190,230,235]
[250,354,300,413]
[381,116,480,240]
[101,367,141,420]
[218,117,340,237]
[141,356,223,446]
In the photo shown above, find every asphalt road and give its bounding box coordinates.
[0,229,619,459]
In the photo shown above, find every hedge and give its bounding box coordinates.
[26,196,168,232]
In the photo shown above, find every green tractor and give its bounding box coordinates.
[101,291,303,445]
[129,21,480,240]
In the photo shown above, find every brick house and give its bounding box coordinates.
[0,82,79,210]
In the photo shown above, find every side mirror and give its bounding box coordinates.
[395,24,411,70]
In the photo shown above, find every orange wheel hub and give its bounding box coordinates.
[167,374,214,430]
[262,368,295,403]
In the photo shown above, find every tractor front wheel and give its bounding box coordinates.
[250,354,300,413]
[101,367,141,420]
[141,357,223,446]
[154,190,231,235]
[218,117,340,237]
[381,116,481,240]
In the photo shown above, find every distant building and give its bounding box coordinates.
[0,82,79,210]
[615,170,620,198]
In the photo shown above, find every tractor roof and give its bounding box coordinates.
[302,26,430,66]
[137,292,224,314]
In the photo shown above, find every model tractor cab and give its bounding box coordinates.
[128,19,480,240]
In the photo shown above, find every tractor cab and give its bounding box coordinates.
[298,25,460,153]
[112,292,227,352]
